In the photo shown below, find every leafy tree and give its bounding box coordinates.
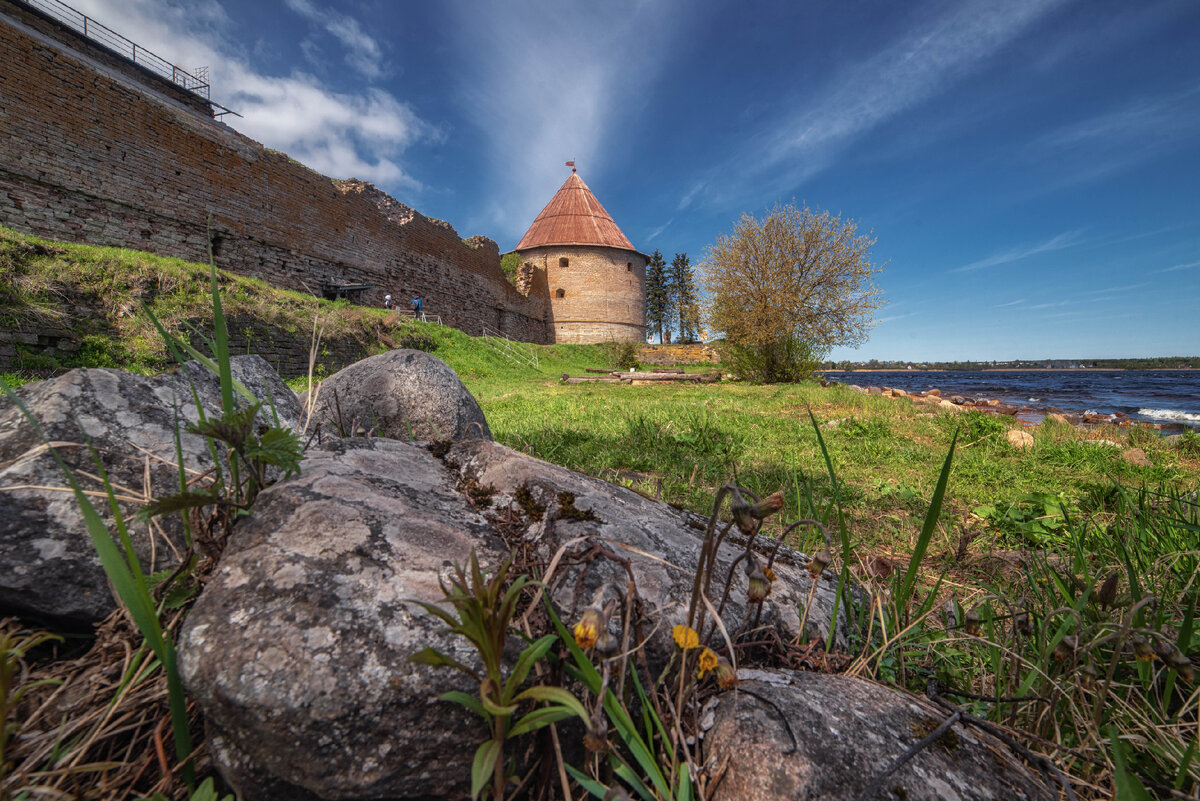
[644,249,672,343]
[701,203,884,382]
[670,252,701,343]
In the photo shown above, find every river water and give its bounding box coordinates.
[827,370,1200,429]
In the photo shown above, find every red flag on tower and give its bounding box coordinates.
[564,161,575,167]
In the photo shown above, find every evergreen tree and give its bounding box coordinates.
[644,249,672,343]
[670,252,701,343]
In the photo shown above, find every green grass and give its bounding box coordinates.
[451,373,1199,559]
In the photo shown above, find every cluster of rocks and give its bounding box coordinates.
[833,384,1162,465]
[844,383,1162,430]
[845,384,1022,416]
[0,350,1057,800]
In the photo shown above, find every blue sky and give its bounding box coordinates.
[73,0,1200,360]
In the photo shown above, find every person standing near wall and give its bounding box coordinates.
[383,294,393,310]
[411,293,423,319]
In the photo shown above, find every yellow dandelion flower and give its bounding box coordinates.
[574,621,598,649]
[697,647,719,677]
[574,607,604,649]
[672,624,700,650]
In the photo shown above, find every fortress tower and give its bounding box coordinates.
[510,167,647,344]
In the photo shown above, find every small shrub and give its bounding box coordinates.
[499,252,522,283]
[605,341,639,370]
[718,335,819,383]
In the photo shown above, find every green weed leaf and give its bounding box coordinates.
[471,738,501,800]
[440,690,487,719]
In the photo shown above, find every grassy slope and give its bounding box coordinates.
[0,225,407,381]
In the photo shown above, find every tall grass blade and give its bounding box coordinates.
[895,430,957,617]
[207,220,234,416]
[808,408,854,648]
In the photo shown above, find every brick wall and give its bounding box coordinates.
[520,245,647,343]
[0,1,550,345]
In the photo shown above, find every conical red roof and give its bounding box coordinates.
[514,172,636,251]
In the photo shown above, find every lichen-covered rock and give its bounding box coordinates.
[706,669,1054,801]
[179,438,504,800]
[446,439,864,653]
[0,356,298,626]
[179,437,870,800]
[302,349,491,442]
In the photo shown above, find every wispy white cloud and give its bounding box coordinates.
[645,218,674,243]
[69,0,432,189]
[1155,259,1200,274]
[877,312,918,324]
[1028,300,1072,310]
[994,298,1027,308]
[950,229,1086,274]
[447,0,688,240]
[698,0,1068,207]
[1027,86,1200,188]
[284,0,386,81]
[1083,283,1148,294]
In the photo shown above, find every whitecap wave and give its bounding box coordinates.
[1027,397,1041,403]
[1139,408,1200,423]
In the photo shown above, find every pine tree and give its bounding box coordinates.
[644,249,672,343]
[670,252,700,343]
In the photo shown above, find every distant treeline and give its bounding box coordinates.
[824,356,1200,371]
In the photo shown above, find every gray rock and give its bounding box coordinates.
[0,356,297,626]
[302,349,491,442]
[179,438,502,800]
[446,440,863,653]
[706,669,1054,801]
[180,438,868,800]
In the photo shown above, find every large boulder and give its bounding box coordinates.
[179,438,500,800]
[302,349,491,442]
[705,669,1055,801]
[0,356,299,626]
[179,438,867,800]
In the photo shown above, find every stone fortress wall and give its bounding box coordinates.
[522,245,648,343]
[0,0,552,344]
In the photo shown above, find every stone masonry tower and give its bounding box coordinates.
[510,167,647,343]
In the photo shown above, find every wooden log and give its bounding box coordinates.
[562,376,621,384]
[648,367,685,374]
[585,367,619,374]
[620,373,706,383]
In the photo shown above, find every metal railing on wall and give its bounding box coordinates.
[15,0,211,98]
[480,325,539,370]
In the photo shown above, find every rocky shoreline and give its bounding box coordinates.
[837,382,1167,430]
